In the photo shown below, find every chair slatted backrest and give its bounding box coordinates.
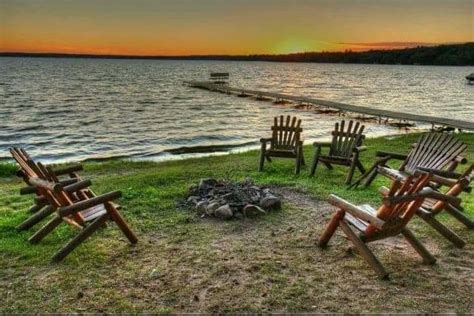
[402,133,466,175]
[10,148,64,209]
[270,115,302,150]
[10,148,44,181]
[365,173,432,237]
[11,149,84,225]
[329,120,365,158]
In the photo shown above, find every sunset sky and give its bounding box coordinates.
[1,0,473,55]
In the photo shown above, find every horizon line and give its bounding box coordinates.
[1,42,472,59]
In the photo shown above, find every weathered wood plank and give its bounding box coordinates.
[184,81,474,131]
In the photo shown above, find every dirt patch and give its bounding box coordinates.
[1,187,473,313]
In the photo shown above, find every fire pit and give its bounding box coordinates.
[185,178,281,220]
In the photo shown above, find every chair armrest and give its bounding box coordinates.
[29,177,62,193]
[454,155,467,164]
[20,186,37,195]
[63,179,92,193]
[377,166,406,181]
[375,150,407,160]
[51,164,83,176]
[353,146,367,153]
[382,187,461,207]
[313,142,331,148]
[414,169,470,192]
[58,191,122,217]
[328,194,385,229]
[417,167,461,180]
[423,188,462,207]
[260,137,272,143]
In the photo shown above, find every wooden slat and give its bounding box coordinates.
[417,134,451,169]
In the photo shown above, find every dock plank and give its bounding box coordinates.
[184,81,474,131]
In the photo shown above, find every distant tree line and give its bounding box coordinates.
[243,43,474,66]
[1,43,473,66]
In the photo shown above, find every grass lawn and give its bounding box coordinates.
[0,132,473,313]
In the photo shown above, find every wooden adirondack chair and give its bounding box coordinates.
[353,133,467,188]
[414,165,474,248]
[310,120,366,184]
[10,147,83,231]
[28,163,138,262]
[318,172,461,279]
[259,115,304,174]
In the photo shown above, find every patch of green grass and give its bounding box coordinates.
[0,162,17,178]
[0,132,473,313]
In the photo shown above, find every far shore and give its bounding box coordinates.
[1,42,473,66]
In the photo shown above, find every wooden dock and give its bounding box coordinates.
[184,81,474,131]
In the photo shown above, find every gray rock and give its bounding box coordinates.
[195,201,209,215]
[187,196,199,205]
[214,204,233,220]
[198,178,218,191]
[206,202,220,216]
[260,194,281,210]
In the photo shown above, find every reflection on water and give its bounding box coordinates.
[1,57,473,163]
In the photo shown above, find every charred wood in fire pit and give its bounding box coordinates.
[184,178,281,220]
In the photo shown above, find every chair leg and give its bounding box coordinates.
[105,202,138,244]
[350,161,378,188]
[16,205,54,231]
[363,168,379,187]
[28,215,63,244]
[301,153,306,166]
[417,209,465,248]
[444,204,474,229]
[339,220,389,279]
[346,158,358,185]
[51,214,109,263]
[401,228,436,264]
[258,147,266,172]
[28,203,44,214]
[318,210,345,247]
[295,148,302,175]
[356,159,366,174]
[310,146,321,176]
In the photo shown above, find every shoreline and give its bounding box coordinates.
[0,129,428,165]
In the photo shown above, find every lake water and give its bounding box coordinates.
[1,57,473,163]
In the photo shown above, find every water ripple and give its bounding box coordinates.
[1,57,473,163]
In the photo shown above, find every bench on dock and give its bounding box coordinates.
[210,72,229,84]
